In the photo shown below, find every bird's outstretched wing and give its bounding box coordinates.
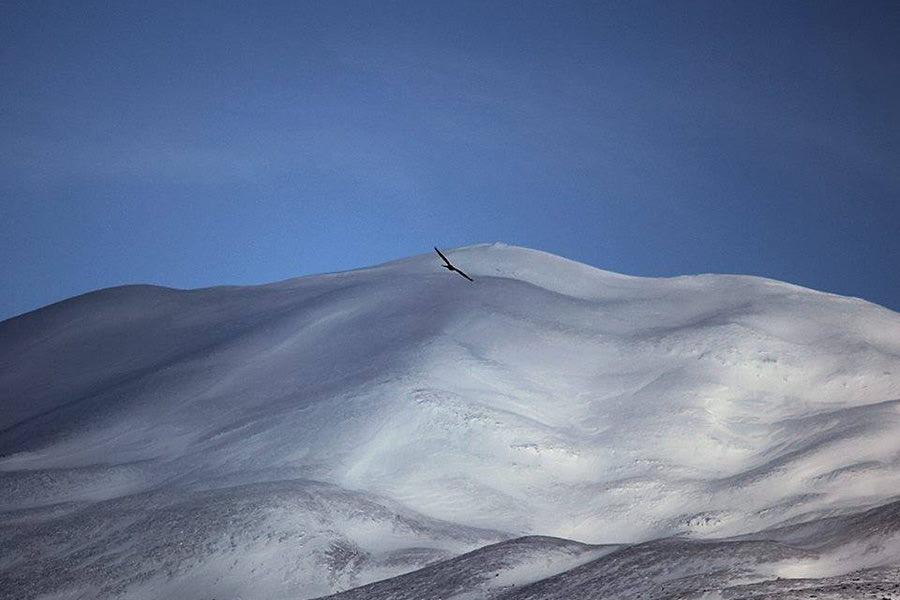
[455,268,474,282]
[434,246,452,267]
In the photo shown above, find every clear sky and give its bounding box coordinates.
[2,0,898,320]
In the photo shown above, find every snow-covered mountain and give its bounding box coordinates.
[2,244,899,599]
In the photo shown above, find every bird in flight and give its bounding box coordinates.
[434,247,474,282]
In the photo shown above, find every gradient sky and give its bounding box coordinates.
[2,0,899,320]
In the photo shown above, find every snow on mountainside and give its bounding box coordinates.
[2,243,900,599]
[318,535,621,600]
[322,503,900,600]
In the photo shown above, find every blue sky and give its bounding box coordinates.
[2,0,898,319]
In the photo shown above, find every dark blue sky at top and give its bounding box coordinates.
[1,0,898,319]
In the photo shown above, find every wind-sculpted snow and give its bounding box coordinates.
[1,244,899,598]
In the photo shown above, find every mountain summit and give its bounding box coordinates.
[2,244,899,599]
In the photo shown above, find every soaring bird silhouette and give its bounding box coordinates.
[434,247,474,282]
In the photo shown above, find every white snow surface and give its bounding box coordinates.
[2,243,900,598]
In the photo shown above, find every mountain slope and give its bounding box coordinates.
[2,243,899,598]
[0,479,503,600]
[315,535,620,600]
[318,501,900,600]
